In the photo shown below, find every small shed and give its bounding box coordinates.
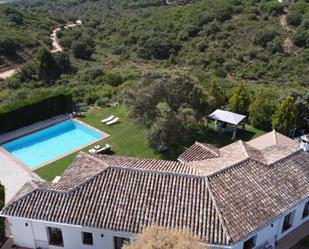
[208,109,247,138]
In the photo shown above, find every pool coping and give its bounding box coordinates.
[1,118,110,172]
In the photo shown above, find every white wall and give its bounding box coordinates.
[8,217,133,249]
[276,200,309,241]
[7,199,309,249]
[9,218,36,248]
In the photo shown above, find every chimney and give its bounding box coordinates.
[300,134,309,152]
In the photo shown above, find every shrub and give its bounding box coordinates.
[112,45,126,55]
[136,47,151,59]
[254,28,279,47]
[138,33,180,60]
[204,21,221,35]
[301,19,309,29]
[87,68,104,80]
[95,97,110,106]
[104,72,124,87]
[267,37,283,53]
[7,13,23,25]
[292,30,309,47]
[0,93,73,134]
[53,52,72,74]
[0,36,19,56]
[286,12,303,26]
[178,25,200,41]
[72,41,94,59]
[261,2,285,16]
[84,92,99,105]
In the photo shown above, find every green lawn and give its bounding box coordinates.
[35,106,267,181]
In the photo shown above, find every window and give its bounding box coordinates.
[47,227,64,247]
[243,235,256,249]
[114,237,130,249]
[82,232,93,245]
[302,201,309,219]
[282,211,294,233]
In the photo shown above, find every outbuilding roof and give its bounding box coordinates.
[2,131,308,246]
[208,109,246,125]
[178,142,220,163]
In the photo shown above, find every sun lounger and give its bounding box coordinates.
[96,144,111,154]
[88,144,111,154]
[88,145,101,154]
[106,117,119,125]
[88,148,96,154]
[101,115,115,123]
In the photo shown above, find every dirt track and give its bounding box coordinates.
[0,20,82,79]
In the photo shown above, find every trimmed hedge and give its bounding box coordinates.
[0,93,73,134]
[0,183,4,245]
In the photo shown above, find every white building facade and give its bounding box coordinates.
[7,217,132,249]
[5,197,309,249]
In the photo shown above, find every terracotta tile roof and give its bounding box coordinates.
[188,138,299,176]
[248,130,298,150]
[1,153,230,245]
[261,144,300,164]
[1,131,308,246]
[94,154,197,175]
[209,150,309,241]
[188,141,256,176]
[178,142,220,163]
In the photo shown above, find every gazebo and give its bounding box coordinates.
[208,109,247,139]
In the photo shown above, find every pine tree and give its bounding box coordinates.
[248,90,272,129]
[228,82,251,115]
[272,96,297,135]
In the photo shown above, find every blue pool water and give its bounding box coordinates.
[2,120,104,168]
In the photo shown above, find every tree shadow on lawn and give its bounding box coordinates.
[236,129,258,142]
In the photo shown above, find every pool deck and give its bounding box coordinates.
[0,147,40,204]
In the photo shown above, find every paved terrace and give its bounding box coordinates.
[0,238,28,249]
[0,148,39,204]
[0,115,71,203]
[277,220,309,249]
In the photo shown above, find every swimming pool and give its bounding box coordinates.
[1,120,105,169]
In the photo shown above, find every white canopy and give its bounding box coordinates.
[208,109,246,125]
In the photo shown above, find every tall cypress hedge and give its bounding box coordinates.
[0,183,5,245]
[0,93,73,135]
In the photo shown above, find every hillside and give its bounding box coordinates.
[0,5,55,71]
[0,0,308,107]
